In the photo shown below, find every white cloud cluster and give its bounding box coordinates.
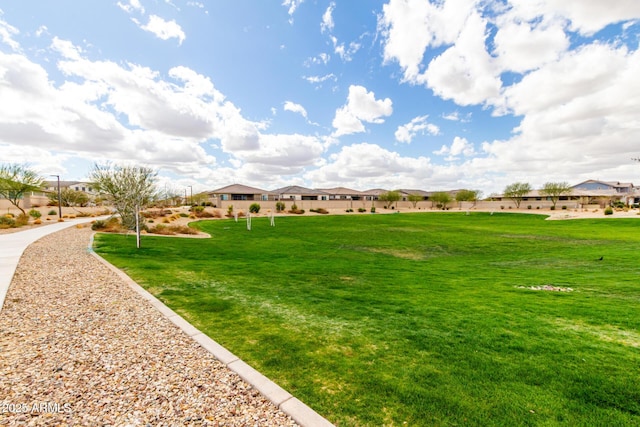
[118,0,186,45]
[282,0,305,23]
[0,12,20,52]
[395,115,439,143]
[332,85,392,136]
[434,137,476,160]
[139,15,186,45]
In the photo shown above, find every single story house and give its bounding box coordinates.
[272,185,329,201]
[207,184,277,203]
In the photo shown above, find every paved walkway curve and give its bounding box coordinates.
[0,223,333,426]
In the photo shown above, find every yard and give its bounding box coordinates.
[94,212,640,426]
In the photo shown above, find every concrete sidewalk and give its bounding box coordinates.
[0,217,102,311]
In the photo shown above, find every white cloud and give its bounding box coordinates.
[395,115,439,143]
[140,15,185,45]
[305,53,330,66]
[378,0,477,82]
[434,136,476,159]
[51,37,83,60]
[117,0,145,14]
[512,0,640,36]
[282,0,304,23]
[423,11,501,106]
[303,73,335,85]
[305,142,435,189]
[283,101,308,119]
[331,36,361,62]
[332,85,393,137]
[321,2,335,33]
[492,19,569,73]
[0,14,20,51]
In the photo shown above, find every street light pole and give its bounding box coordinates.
[50,175,62,219]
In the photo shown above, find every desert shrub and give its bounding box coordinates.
[34,219,42,224]
[29,209,42,219]
[76,211,92,217]
[92,220,106,230]
[561,205,567,210]
[16,214,29,226]
[92,217,123,232]
[371,207,376,213]
[527,205,532,210]
[249,203,261,214]
[0,216,16,228]
[358,208,366,212]
[148,224,197,235]
[191,206,205,213]
[288,203,305,214]
[604,206,614,215]
[310,208,328,214]
[346,208,354,213]
[179,213,189,217]
[48,209,57,216]
[275,201,286,212]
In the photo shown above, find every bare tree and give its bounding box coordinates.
[90,163,159,248]
[0,164,44,215]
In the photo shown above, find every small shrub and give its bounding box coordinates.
[249,203,261,214]
[345,208,354,213]
[358,208,366,212]
[550,206,556,210]
[34,219,42,225]
[370,207,376,213]
[310,208,329,214]
[179,213,189,217]
[604,206,614,215]
[29,209,42,219]
[527,205,532,210]
[561,206,567,210]
[16,214,29,226]
[0,216,16,229]
[48,210,57,216]
[191,206,205,213]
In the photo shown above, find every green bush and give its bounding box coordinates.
[190,205,205,213]
[276,201,286,212]
[249,203,261,214]
[29,209,42,219]
[370,207,376,213]
[92,220,106,230]
[604,206,614,215]
[179,213,189,217]
[48,209,57,216]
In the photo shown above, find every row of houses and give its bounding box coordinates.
[205,180,640,209]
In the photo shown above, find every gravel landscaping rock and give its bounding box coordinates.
[0,226,297,426]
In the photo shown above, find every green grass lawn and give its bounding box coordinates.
[94,212,640,426]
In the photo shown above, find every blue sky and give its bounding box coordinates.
[1,1,639,195]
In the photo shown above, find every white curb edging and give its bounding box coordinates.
[89,234,334,427]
